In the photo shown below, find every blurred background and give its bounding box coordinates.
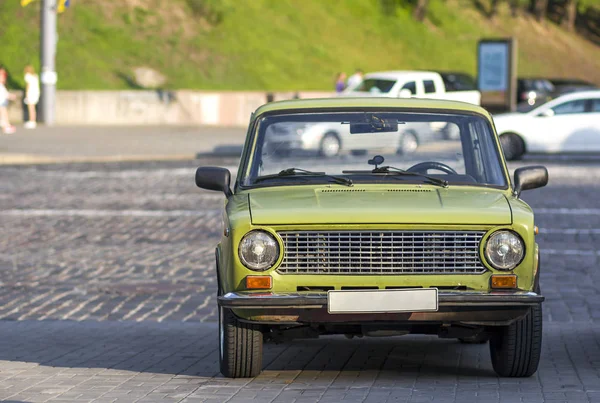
[0,0,598,129]
[0,3,599,400]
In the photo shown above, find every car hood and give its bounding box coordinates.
[248,186,511,225]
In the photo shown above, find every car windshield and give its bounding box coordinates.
[441,73,477,91]
[241,111,508,188]
[351,79,396,94]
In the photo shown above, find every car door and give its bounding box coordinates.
[582,98,600,152]
[398,81,417,98]
[551,98,600,152]
[528,99,590,152]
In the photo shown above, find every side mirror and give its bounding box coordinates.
[514,165,548,197]
[398,89,412,98]
[537,109,554,118]
[195,167,232,197]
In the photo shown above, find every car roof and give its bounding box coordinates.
[517,77,553,82]
[362,71,439,80]
[551,90,600,101]
[253,97,491,119]
[549,78,595,85]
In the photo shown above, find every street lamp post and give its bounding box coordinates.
[40,0,57,125]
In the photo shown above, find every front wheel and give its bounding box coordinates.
[319,133,341,157]
[397,132,418,155]
[219,306,263,378]
[489,303,542,377]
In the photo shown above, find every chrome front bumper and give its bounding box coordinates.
[219,291,544,309]
[218,291,544,325]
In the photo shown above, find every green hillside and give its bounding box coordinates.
[1,0,599,90]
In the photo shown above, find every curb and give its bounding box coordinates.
[0,153,198,166]
[196,145,244,159]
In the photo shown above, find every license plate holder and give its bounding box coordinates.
[327,288,438,314]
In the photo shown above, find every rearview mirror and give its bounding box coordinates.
[514,165,548,197]
[195,167,232,197]
[349,115,399,134]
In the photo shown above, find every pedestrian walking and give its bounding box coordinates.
[23,65,40,129]
[346,68,364,89]
[335,72,347,94]
[0,67,16,134]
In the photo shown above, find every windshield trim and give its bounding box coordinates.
[235,107,510,193]
[239,178,509,191]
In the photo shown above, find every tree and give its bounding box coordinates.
[413,0,429,21]
[560,0,600,31]
[489,0,501,18]
[562,0,577,31]
[509,0,529,16]
[533,0,548,22]
[488,0,528,18]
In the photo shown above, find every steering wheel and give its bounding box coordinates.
[407,161,458,175]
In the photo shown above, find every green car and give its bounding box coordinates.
[195,98,549,379]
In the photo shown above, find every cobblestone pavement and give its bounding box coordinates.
[0,156,599,402]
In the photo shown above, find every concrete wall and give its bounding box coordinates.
[7,90,334,127]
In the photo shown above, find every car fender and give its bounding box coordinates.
[215,247,223,296]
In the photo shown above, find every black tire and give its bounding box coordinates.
[489,303,542,377]
[318,133,341,157]
[499,133,525,161]
[443,123,460,140]
[397,131,418,155]
[219,306,263,378]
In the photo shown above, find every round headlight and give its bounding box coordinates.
[239,231,279,271]
[484,230,524,270]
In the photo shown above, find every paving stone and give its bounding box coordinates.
[0,159,599,402]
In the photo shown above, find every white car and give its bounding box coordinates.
[264,121,439,157]
[493,90,600,160]
[342,71,481,106]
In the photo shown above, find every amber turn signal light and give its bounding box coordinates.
[246,275,272,289]
[534,226,539,235]
[491,274,517,289]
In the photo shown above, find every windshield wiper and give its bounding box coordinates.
[343,166,448,188]
[254,168,353,187]
[374,166,448,187]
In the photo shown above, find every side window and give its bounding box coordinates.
[354,79,396,94]
[423,80,436,94]
[552,99,586,115]
[591,99,600,112]
[401,81,416,95]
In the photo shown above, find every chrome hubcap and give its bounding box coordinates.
[402,134,418,154]
[321,136,340,157]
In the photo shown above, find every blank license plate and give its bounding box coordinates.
[327,289,438,314]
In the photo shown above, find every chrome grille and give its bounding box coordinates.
[277,231,486,275]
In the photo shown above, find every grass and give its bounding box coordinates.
[0,0,598,90]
